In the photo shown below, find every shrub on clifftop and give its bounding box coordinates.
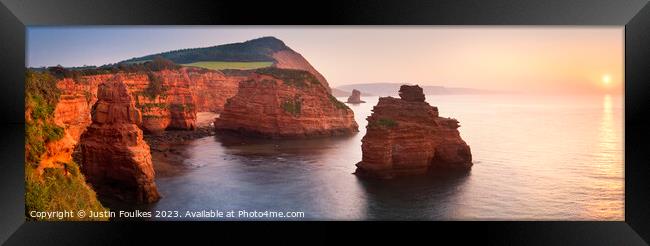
[44,56,181,81]
[254,67,321,88]
[24,70,107,221]
[25,71,63,166]
[143,72,168,100]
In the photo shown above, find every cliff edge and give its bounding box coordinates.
[215,68,358,138]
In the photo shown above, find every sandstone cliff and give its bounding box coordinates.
[40,68,242,203]
[25,71,107,220]
[187,68,243,113]
[27,66,240,210]
[53,68,242,134]
[346,89,366,103]
[215,68,358,138]
[112,71,197,133]
[35,79,93,172]
[121,36,331,92]
[355,85,472,178]
[271,49,330,91]
[79,78,160,203]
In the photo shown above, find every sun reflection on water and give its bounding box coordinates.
[581,94,624,220]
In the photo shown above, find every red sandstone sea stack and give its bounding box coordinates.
[214,68,358,138]
[355,85,472,179]
[79,78,160,203]
[346,89,366,104]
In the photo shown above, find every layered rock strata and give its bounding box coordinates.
[215,68,358,138]
[36,79,98,172]
[45,68,243,203]
[355,85,472,178]
[116,70,197,133]
[187,69,242,113]
[79,79,160,203]
[52,68,243,134]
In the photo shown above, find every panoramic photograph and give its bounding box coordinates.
[24,27,623,221]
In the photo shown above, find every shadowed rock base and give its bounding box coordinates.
[355,84,472,179]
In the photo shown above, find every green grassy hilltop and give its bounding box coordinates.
[182,61,272,70]
[121,36,287,64]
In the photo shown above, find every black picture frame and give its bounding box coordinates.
[1,0,649,245]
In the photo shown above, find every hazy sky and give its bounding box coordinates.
[27,26,623,94]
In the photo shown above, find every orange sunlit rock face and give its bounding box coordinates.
[355,85,472,178]
[79,78,160,203]
[52,68,244,134]
[188,69,244,113]
[215,70,358,138]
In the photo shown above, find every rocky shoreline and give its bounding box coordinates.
[143,111,218,177]
[144,126,215,150]
[144,111,219,149]
[143,126,216,178]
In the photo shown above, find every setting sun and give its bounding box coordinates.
[602,74,612,86]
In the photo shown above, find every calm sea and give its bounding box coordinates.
[142,94,624,221]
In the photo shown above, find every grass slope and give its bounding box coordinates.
[182,61,273,70]
[121,36,288,64]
